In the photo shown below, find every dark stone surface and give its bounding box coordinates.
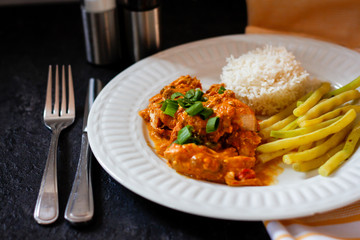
[0,1,271,239]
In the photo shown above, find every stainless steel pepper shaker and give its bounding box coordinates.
[81,0,121,65]
[121,0,161,62]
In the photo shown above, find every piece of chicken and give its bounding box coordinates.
[167,84,261,157]
[139,75,202,137]
[139,75,262,186]
[164,143,262,186]
[205,84,258,132]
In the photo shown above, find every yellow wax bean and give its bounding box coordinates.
[298,142,313,152]
[315,137,328,146]
[257,147,295,163]
[279,118,299,131]
[260,115,297,139]
[283,124,351,164]
[256,109,356,153]
[260,91,312,129]
[259,102,297,130]
[292,143,345,172]
[270,116,341,139]
[293,82,331,117]
[319,121,360,176]
[297,90,360,124]
[299,105,360,128]
[325,75,360,97]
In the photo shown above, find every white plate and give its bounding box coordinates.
[87,34,360,220]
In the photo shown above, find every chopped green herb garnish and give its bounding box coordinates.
[218,86,226,94]
[185,89,195,99]
[177,97,193,108]
[206,116,220,133]
[161,88,212,119]
[162,99,179,117]
[171,92,184,100]
[176,125,193,145]
[185,101,204,116]
[192,89,204,101]
[160,101,167,111]
[174,125,203,145]
[199,107,214,120]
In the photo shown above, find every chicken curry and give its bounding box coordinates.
[139,75,265,186]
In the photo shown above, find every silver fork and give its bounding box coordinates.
[34,65,75,225]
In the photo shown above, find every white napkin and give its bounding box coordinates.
[264,200,360,239]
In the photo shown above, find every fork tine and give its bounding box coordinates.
[53,65,60,116]
[67,65,75,115]
[61,65,67,116]
[44,65,53,117]
[35,64,76,225]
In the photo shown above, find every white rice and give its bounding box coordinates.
[221,45,319,116]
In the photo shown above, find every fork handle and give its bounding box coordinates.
[64,133,94,224]
[34,129,60,224]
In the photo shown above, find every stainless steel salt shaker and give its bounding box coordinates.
[81,0,121,65]
[121,0,161,62]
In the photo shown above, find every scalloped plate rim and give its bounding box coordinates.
[87,34,360,220]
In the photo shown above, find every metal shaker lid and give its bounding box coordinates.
[120,0,160,11]
[83,0,116,12]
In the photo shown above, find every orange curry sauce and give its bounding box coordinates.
[139,75,283,186]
